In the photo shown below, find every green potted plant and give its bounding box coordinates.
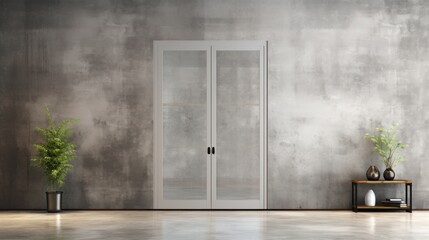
[32,106,78,212]
[365,124,407,180]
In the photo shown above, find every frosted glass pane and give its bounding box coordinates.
[162,51,207,200]
[216,51,260,200]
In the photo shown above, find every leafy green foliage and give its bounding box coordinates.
[32,106,78,191]
[365,124,407,168]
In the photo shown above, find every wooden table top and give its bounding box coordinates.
[352,180,412,184]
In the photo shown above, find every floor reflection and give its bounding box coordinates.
[0,211,427,240]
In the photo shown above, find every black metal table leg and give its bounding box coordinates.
[406,183,408,206]
[352,183,354,212]
[409,183,412,213]
[352,182,358,212]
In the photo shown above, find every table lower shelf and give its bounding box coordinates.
[357,205,409,209]
[353,205,411,212]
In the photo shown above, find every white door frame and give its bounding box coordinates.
[153,40,267,209]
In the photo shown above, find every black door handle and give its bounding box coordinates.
[212,147,215,154]
[207,147,210,154]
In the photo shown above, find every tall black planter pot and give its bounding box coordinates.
[46,191,63,213]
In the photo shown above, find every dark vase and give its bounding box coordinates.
[46,191,63,213]
[366,166,380,180]
[383,168,395,181]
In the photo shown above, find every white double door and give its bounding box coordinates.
[154,41,267,209]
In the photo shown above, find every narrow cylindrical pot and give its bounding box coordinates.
[365,189,376,206]
[46,191,63,213]
[366,165,380,181]
[383,168,395,181]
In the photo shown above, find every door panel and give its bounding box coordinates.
[157,47,211,208]
[212,48,263,208]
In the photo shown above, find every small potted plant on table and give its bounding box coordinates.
[365,124,407,180]
[32,106,78,212]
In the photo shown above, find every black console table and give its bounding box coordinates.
[352,180,412,213]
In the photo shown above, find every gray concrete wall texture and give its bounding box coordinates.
[1,0,429,209]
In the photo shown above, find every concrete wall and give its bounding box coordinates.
[1,0,429,209]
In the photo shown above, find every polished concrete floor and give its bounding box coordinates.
[1,211,428,239]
